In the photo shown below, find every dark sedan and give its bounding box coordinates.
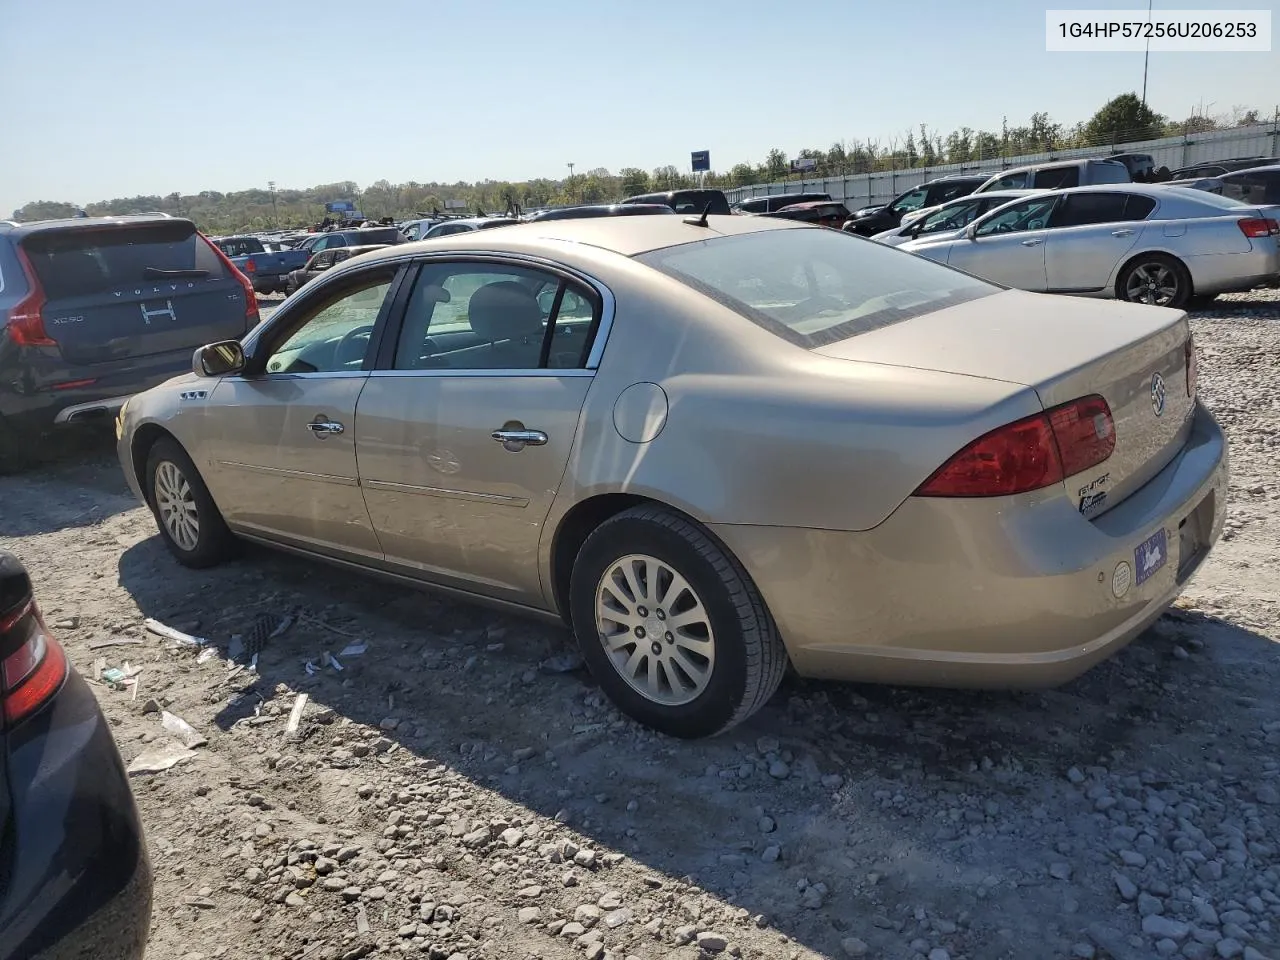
[764,200,852,228]
[0,552,152,959]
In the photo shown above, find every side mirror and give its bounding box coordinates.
[964,223,980,241]
[193,341,246,378]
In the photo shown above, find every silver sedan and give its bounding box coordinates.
[872,190,1040,247]
[900,185,1280,308]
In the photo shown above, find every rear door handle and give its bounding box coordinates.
[491,427,548,451]
[1111,228,1135,237]
[1021,238,1044,247]
[307,417,345,439]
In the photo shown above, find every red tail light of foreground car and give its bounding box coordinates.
[0,594,68,727]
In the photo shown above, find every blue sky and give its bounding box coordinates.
[3,0,1276,213]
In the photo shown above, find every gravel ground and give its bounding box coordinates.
[1,292,1279,960]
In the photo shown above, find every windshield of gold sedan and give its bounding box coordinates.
[637,227,998,348]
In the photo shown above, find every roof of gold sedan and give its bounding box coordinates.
[405,213,808,258]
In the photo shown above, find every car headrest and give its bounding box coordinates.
[468,281,543,343]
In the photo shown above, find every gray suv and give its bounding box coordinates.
[0,215,257,461]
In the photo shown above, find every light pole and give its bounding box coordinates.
[1141,0,1152,106]
[268,180,278,227]
[566,163,575,202]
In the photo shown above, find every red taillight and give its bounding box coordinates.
[6,248,55,347]
[917,395,1115,498]
[50,378,98,391]
[1237,217,1279,238]
[243,258,257,274]
[1,602,67,727]
[1186,334,1197,397]
[202,234,260,326]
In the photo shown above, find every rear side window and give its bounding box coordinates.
[1051,193,1138,227]
[1033,166,1080,189]
[22,221,226,299]
[351,228,402,245]
[638,228,997,349]
[1091,162,1131,184]
[1223,172,1280,204]
[928,182,978,205]
[735,198,768,214]
[988,172,1029,190]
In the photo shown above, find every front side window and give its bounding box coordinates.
[392,262,599,371]
[929,182,975,205]
[889,187,929,215]
[1091,162,1132,184]
[915,198,983,234]
[988,171,1030,190]
[264,271,395,374]
[974,195,1060,236]
[638,228,996,349]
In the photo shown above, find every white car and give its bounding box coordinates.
[872,190,1041,247]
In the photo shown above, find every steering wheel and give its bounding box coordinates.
[334,324,374,367]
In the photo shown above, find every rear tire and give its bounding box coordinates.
[568,505,787,739]
[1118,253,1191,309]
[145,438,235,568]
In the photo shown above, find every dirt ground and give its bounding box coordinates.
[1,293,1279,960]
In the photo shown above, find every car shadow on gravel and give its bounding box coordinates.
[0,430,137,537]
[114,532,1280,959]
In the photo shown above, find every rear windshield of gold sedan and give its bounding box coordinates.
[637,227,998,348]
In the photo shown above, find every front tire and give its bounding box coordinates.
[145,438,235,568]
[569,505,787,739]
[1118,254,1191,309]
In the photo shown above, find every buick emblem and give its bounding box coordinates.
[1150,372,1166,417]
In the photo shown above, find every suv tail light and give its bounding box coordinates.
[1186,333,1197,397]
[243,258,257,274]
[202,234,260,327]
[916,395,1116,498]
[1237,217,1279,238]
[0,567,67,727]
[5,247,56,347]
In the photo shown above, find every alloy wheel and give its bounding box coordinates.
[594,554,716,706]
[154,460,200,552]
[1125,262,1180,306]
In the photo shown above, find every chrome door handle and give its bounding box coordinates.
[307,418,344,439]
[491,428,548,451]
[1021,238,1044,247]
[1111,229,1134,237]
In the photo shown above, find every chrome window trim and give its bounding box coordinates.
[368,368,594,379]
[246,249,618,371]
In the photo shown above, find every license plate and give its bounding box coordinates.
[1134,528,1168,585]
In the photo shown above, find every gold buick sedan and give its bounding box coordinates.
[116,215,1227,738]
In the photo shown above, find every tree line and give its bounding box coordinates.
[13,95,1273,234]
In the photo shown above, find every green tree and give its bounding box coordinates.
[1083,93,1165,145]
[764,148,788,181]
[13,200,81,220]
[618,167,650,196]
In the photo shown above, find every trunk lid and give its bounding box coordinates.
[815,289,1195,513]
[21,221,249,366]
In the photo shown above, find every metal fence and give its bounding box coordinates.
[724,123,1280,209]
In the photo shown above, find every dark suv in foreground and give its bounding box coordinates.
[0,552,152,958]
[0,215,257,460]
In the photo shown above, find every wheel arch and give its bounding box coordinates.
[1113,248,1194,301]
[130,422,181,499]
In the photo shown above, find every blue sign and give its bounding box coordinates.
[691,150,710,173]
[325,200,355,213]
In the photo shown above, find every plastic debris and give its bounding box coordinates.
[161,711,208,748]
[339,642,368,657]
[143,618,206,647]
[285,693,309,736]
[304,660,318,676]
[196,647,218,665]
[322,651,344,672]
[102,667,128,685]
[127,740,197,775]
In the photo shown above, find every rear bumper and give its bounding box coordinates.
[1186,248,1280,295]
[712,402,1229,688]
[0,669,152,959]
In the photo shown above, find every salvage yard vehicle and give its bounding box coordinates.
[764,200,853,228]
[0,552,153,958]
[0,215,258,463]
[527,204,677,222]
[973,157,1131,193]
[284,244,389,295]
[871,189,1039,246]
[900,184,1280,308]
[842,175,987,236]
[116,215,1226,738]
[732,192,832,215]
[212,235,309,294]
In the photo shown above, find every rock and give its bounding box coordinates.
[768,760,790,780]
[575,904,601,927]
[1256,785,1280,805]
[462,828,490,848]
[1138,893,1165,917]
[364,885,387,900]
[841,938,869,957]
[518,906,541,924]
[499,828,524,847]
[929,951,951,960]
[573,848,597,868]
[560,922,585,938]
[379,717,399,731]
[696,932,728,953]
[517,885,541,899]
[284,892,305,908]
[1215,941,1243,959]
[1050,862,1072,881]
[801,883,827,909]
[1119,850,1148,868]
[1141,915,1190,941]
[1071,944,1096,959]
[1114,873,1139,901]
[756,737,779,755]
[761,845,781,863]
[758,816,776,833]
[598,891,623,909]
[341,887,362,901]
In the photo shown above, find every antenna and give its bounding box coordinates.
[683,201,714,227]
